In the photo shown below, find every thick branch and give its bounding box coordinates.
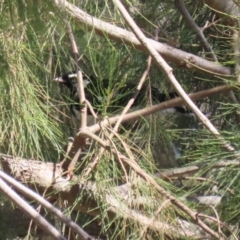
[156,159,240,180]
[113,0,234,158]
[0,170,94,240]
[52,0,232,76]
[1,155,210,239]
[86,84,234,135]
[0,176,66,240]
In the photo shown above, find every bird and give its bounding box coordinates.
[53,71,192,121]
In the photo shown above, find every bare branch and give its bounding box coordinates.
[0,175,66,240]
[95,0,236,154]
[1,155,216,239]
[66,23,87,129]
[0,171,94,240]
[52,0,232,76]
[112,56,152,133]
[87,84,234,134]
[174,0,217,61]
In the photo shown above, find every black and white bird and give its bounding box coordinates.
[53,72,191,121]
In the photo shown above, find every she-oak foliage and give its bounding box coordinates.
[0,0,240,239]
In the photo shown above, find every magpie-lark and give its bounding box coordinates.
[53,72,191,120]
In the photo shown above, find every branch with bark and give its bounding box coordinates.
[2,154,235,239]
[52,0,232,76]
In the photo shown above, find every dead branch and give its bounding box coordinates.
[156,159,240,179]
[175,0,217,61]
[0,175,66,240]
[1,154,212,239]
[52,0,232,76]
[87,84,234,134]
[176,0,240,126]
[0,171,94,240]
[66,24,87,129]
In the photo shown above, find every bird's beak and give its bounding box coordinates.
[53,77,65,83]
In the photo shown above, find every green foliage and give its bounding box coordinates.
[0,0,240,239]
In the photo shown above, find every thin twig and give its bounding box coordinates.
[106,127,134,160]
[68,148,82,178]
[86,84,234,134]
[0,176,66,240]
[0,171,95,240]
[85,99,98,119]
[107,136,129,183]
[139,199,171,238]
[66,23,87,129]
[79,130,109,179]
[108,1,237,153]
[174,0,217,61]
[60,137,74,167]
[112,56,152,133]
[210,205,224,239]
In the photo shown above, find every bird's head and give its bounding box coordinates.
[53,72,91,91]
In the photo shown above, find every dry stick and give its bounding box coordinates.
[0,171,95,240]
[234,31,240,83]
[113,1,236,152]
[176,0,240,125]
[85,99,98,119]
[232,31,240,124]
[174,0,217,62]
[107,136,129,183]
[0,176,66,240]
[66,23,88,176]
[85,132,219,239]
[60,137,74,168]
[107,127,134,160]
[210,205,224,239]
[53,0,232,76]
[86,84,234,135]
[112,56,152,133]
[68,148,82,177]
[27,188,50,238]
[114,1,221,238]
[81,147,104,179]
[139,199,171,238]
[79,128,119,180]
[66,23,87,129]
[81,56,153,178]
